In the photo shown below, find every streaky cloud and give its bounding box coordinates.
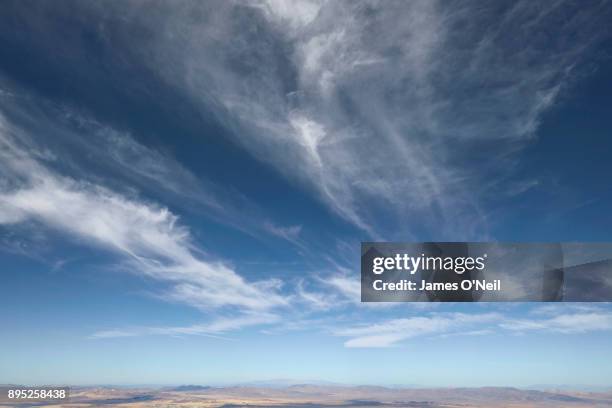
[85,0,611,239]
[0,110,288,314]
[91,312,279,339]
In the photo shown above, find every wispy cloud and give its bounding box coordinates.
[335,313,501,348]
[0,112,288,313]
[295,279,335,310]
[501,310,612,334]
[335,305,612,348]
[263,221,304,248]
[91,312,279,339]
[0,84,313,249]
[100,0,611,238]
[324,272,361,303]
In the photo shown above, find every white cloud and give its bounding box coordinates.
[0,114,288,313]
[55,109,312,246]
[501,311,612,334]
[263,221,303,245]
[336,313,501,348]
[295,279,334,310]
[259,0,322,31]
[106,0,609,239]
[336,306,612,348]
[91,312,279,339]
[325,273,361,302]
[0,89,310,248]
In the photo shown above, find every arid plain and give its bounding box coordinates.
[3,385,612,408]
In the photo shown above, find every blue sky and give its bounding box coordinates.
[1,0,612,387]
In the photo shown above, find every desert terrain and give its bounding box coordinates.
[2,385,612,408]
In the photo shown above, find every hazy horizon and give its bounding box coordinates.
[5,381,611,392]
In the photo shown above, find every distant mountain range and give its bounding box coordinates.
[168,385,212,392]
